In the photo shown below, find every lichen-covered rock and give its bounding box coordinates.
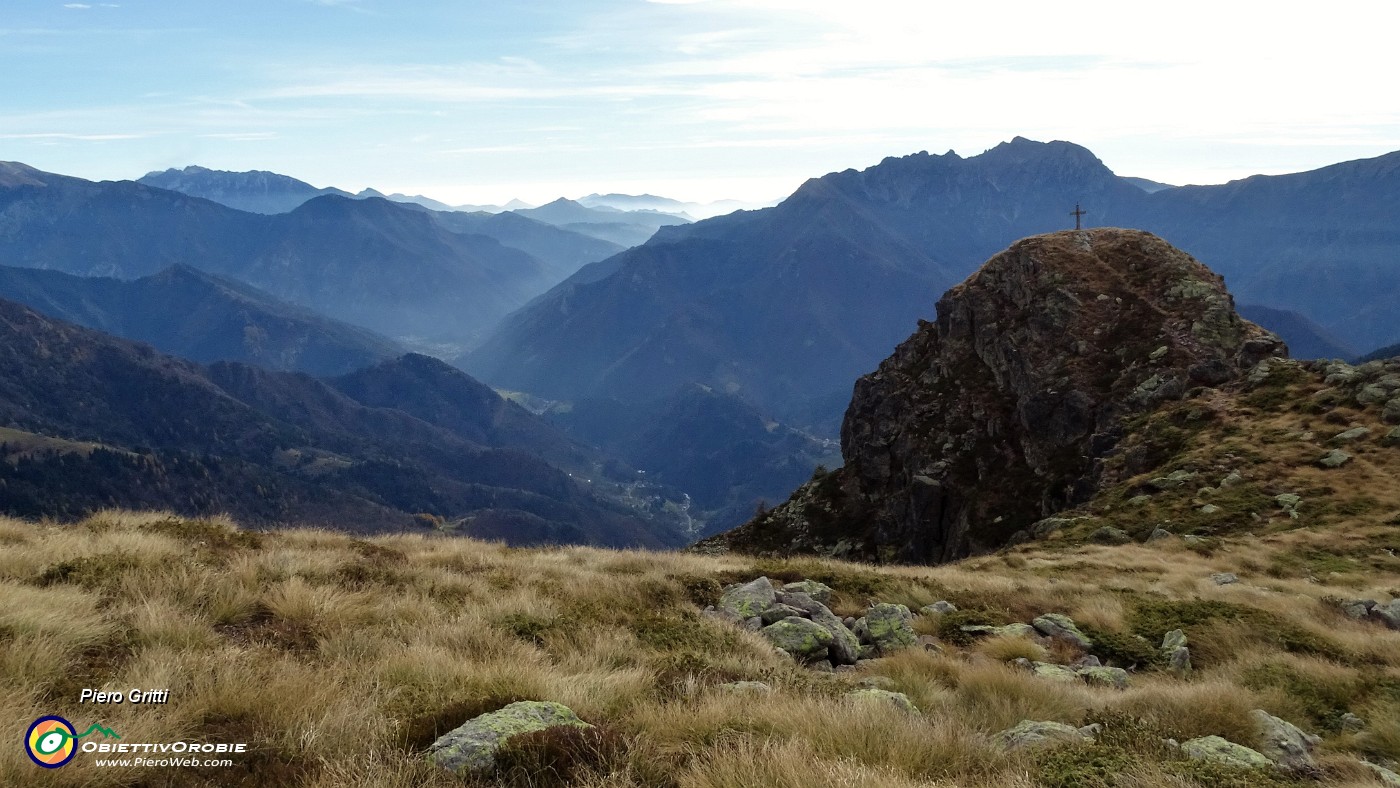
[1078,666,1130,689]
[760,603,807,625]
[781,580,833,605]
[995,720,1092,750]
[718,577,776,619]
[1031,662,1082,683]
[1166,647,1192,672]
[1340,599,1377,620]
[1180,736,1273,770]
[866,603,917,654]
[1162,629,1188,651]
[1146,527,1175,543]
[1089,526,1131,544]
[715,230,1283,564]
[1250,709,1320,772]
[846,688,920,714]
[1318,449,1353,468]
[921,601,958,615]
[1369,599,1400,631]
[1032,614,1093,649]
[761,616,834,661]
[427,701,592,776]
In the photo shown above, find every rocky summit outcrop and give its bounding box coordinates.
[713,229,1284,563]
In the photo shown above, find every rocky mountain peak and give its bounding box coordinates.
[713,228,1284,563]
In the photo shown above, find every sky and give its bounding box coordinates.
[4,0,1400,206]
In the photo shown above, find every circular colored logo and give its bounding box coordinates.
[26,716,77,768]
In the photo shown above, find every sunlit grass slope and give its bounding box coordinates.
[0,504,1396,787]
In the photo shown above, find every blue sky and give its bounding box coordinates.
[4,1,1400,205]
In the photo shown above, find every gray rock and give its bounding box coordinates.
[780,579,832,605]
[1078,666,1130,689]
[1250,709,1320,772]
[803,602,861,666]
[1071,655,1102,668]
[1333,426,1372,443]
[852,617,870,644]
[1199,504,1222,515]
[761,603,808,625]
[701,607,740,625]
[1127,494,1153,506]
[1361,760,1400,787]
[1211,572,1239,585]
[1275,493,1301,511]
[1319,449,1353,468]
[1358,384,1391,405]
[1030,662,1082,683]
[865,603,918,654]
[921,600,958,615]
[1219,470,1244,488]
[1032,613,1094,649]
[1386,399,1400,425]
[1180,736,1274,770]
[1386,427,1400,447]
[774,591,823,615]
[717,681,772,694]
[995,720,1092,751]
[719,577,776,619]
[742,616,763,632]
[427,701,592,776]
[760,616,834,662]
[1146,527,1175,543]
[846,688,920,714]
[1031,517,1073,537]
[1089,526,1131,545]
[1340,599,1377,620]
[1078,723,1103,737]
[843,616,857,629]
[1166,646,1192,672]
[1161,629,1188,651]
[1369,599,1400,631]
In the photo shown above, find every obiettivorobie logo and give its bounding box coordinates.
[25,716,121,768]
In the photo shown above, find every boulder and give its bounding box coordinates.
[1339,599,1377,620]
[427,701,592,776]
[760,616,833,662]
[995,720,1092,751]
[1369,599,1400,630]
[1032,614,1094,650]
[1332,426,1371,443]
[718,577,776,619]
[1250,709,1320,772]
[1089,526,1131,545]
[1386,398,1400,425]
[1078,666,1130,689]
[846,688,920,714]
[781,580,833,605]
[742,617,762,632]
[1161,629,1188,652]
[1166,646,1192,672]
[1210,572,1239,585]
[1318,449,1353,468]
[921,601,958,615]
[1146,527,1175,543]
[1385,427,1400,447]
[865,603,918,654]
[1357,384,1390,406]
[1030,662,1082,683]
[961,623,1039,639]
[1180,736,1273,770]
[760,603,807,625]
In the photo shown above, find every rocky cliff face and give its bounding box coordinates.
[713,229,1284,563]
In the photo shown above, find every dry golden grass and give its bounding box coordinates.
[0,505,1395,787]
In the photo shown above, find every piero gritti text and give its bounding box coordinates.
[79,688,171,705]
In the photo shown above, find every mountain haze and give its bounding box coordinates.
[0,263,403,376]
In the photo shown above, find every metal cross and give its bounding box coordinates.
[1071,203,1087,230]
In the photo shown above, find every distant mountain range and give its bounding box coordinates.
[467,138,1400,432]
[0,263,404,377]
[0,297,685,547]
[0,162,617,349]
[513,198,692,248]
[578,193,775,220]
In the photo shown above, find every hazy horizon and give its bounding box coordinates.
[4,1,1399,205]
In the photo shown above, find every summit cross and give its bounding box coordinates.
[1071,203,1087,230]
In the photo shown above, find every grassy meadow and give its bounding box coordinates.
[0,506,1397,787]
